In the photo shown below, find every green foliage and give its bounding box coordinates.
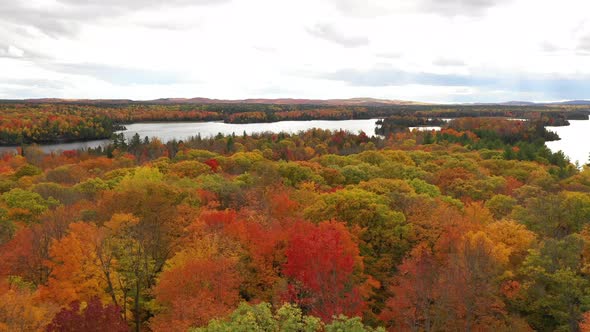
[1,188,58,220]
[325,315,385,332]
[408,178,440,197]
[117,166,164,190]
[0,207,14,244]
[486,194,517,219]
[191,303,381,332]
[7,275,36,291]
[74,177,111,199]
[0,111,589,331]
[514,192,590,238]
[14,164,42,178]
[278,162,324,187]
[304,188,410,283]
[514,235,590,331]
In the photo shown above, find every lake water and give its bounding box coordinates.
[546,120,590,166]
[1,118,588,167]
[119,119,380,142]
[0,119,380,154]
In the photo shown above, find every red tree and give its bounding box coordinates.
[151,258,241,331]
[46,297,128,332]
[282,221,367,321]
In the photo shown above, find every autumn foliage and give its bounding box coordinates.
[282,221,367,321]
[46,297,127,332]
[0,114,586,331]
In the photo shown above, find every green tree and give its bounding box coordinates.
[1,188,58,223]
[191,302,383,332]
[485,194,517,219]
[514,235,590,331]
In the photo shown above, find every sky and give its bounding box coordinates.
[1,0,590,103]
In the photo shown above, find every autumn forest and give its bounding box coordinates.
[1,102,590,331]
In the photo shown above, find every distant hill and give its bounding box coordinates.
[500,101,538,106]
[10,97,429,107]
[551,100,590,105]
[461,100,590,106]
[3,97,589,106]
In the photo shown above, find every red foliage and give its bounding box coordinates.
[282,221,366,321]
[151,258,241,332]
[268,192,299,220]
[199,209,238,231]
[503,176,524,196]
[380,244,441,330]
[61,150,78,158]
[204,158,220,172]
[46,297,128,332]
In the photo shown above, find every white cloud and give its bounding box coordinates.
[307,23,369,48]
[0,0,590,102]
[0,45,25,58]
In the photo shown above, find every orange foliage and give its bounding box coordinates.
[151,258,241,332]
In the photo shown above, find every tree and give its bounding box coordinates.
[1,188,57,224]
[150,258,241,332]
[0,206,74,286]
[40,222,111,305]
[303,188,410,282]
[514,192,590,238]
[380,244,442,331]
[514,235,590,331]
[382,228,523,331]
[0,277,57,332]
[282,221,369,321]
[485,194,517,220]
[191,302,382,332]
[46,297,128,332]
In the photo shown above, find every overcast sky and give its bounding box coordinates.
[1,0,590,102]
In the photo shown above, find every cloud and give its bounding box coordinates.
[0,44,25,58]
[327,0,512,17]
[2,78,69,90]
[324,67,590,100]
[56,0,226,8]
[540,41,562,53]
[418,0,510,16]
[0,0,228,38]
[0,79,72,99]
[46,63,190,85]
[139,21,199,31]
[376,52,402,59]
[433,57,465,66]
[324,68,485,87]
[578,35,590,53]
[307,23,369,48]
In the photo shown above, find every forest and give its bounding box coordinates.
[0,102,588,145]
[1,113,590,331]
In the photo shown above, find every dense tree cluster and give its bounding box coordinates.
[0,114,589,331]
[0,102,587,144]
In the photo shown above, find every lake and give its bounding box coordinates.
[119,119,380,142]
[546,120,590,166]
[1,118,588,167]
[0,119,380,154]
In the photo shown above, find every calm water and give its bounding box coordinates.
[119,119,380,142]
[0,119,380,154]
[546,120,590,166]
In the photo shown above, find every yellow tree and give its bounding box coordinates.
[40,222,111,306]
